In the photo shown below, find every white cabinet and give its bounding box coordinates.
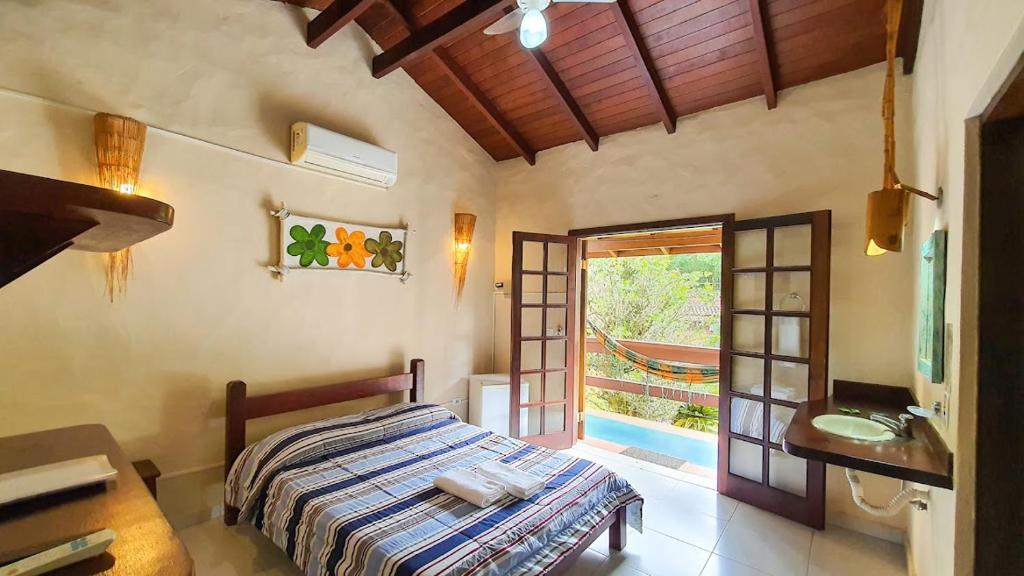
[468,373,530,437]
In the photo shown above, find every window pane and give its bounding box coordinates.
[734,273,766,310]
[523,241,545,271]
[546,340,567,369]
[545,404,566,433]
[773,224,812,267]
[771,317,809,359]
[731,356,764,395]
[769,405,796,444]
[521,307,542,338]
[526,406,541,436]
[521,341,542,371]
[523,274,543,304]
[773,271,810,311]
[730,397,763,439]
[521,373,541,404]
[733,315,766,353]
[547,243,567,273]
[546,274,567,304]
[729,438,762,483]
[771,361,808,402]
[769,449,807,497]
[546,307,567,337]
[544,371,566,401]
[735,229,767,268]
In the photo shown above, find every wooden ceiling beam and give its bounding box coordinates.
[307,0,378,48]
[609,0,676,133]
[528,49,599,151]
[379,1,536,164]
[747,0,778,109]
[372,0,513,78]
[435,50,537,164]
[897,0,924,74]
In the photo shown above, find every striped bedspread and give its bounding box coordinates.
[226,403,643,576]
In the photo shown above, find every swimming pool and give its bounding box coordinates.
[584,413,718,469]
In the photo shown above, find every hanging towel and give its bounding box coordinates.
[433,468,505,508]
[477,461,546,500]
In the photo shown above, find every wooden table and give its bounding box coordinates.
[0,425,193,574]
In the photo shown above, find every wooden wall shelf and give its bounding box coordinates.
[0,169,174,288]
[783,380,954,489]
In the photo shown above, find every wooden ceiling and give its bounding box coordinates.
[280,0,923,164]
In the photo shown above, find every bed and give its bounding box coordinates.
[223,359,643,576]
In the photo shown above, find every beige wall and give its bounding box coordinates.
[905,2,1024,575]
[493,63,918,537]
[0,0,497,527]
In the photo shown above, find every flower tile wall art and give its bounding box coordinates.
[269,204,409,280]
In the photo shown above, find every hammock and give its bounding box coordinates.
[588,320,719,385]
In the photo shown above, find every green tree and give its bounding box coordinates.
[585,253,721,425]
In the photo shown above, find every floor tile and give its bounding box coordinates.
[700,554,771,576]
[563,549,609,576]
[607,526,711,576]
[713,504,813,576]
[644,503,728,551]
[808,525,906,576]
[178,520,301,576]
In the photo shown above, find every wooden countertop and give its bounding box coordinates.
[782,380,954,489]
[0,425,193,575]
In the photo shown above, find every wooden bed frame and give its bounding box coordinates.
[222,358,627,574]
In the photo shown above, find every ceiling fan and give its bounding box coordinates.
[483,0,615,49]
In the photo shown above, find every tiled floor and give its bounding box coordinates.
[179,442,907,576]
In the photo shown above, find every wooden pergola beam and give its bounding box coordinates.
[610,0,676,133]
[307,0,378,48]
[747,0,778,109]
[372,0,512,78]
[528,49,599,151]
[378,1,536,164]
[897,0,924,74]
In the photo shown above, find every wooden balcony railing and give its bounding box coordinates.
[584,336,720,408]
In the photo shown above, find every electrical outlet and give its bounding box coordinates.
[446,397,467,406]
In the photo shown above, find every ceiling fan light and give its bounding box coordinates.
[519,9,547,49]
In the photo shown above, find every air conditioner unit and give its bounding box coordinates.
[290,123,397,188]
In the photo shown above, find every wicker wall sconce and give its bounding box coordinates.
[453,213,477,301]
[94,113,147,300]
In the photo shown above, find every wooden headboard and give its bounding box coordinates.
[223,358,424,525]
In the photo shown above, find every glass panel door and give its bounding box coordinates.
[510,232,578,449]
[719,211,830,529]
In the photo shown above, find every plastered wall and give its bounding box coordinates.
[905,2,1024,574]
[0,0,498,527]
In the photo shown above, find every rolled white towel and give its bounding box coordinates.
[433,468,505,508]
[477,461,546,500]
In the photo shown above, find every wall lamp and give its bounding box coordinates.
[864,0,938,256]
[94,113,147,300]
[453,213,477,301]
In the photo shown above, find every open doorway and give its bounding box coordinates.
[508,211,830,528]
[578,226,723,485]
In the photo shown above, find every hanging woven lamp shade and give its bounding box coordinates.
[94,113,148,300]
[95,114,147,195]
[864,0,936,256]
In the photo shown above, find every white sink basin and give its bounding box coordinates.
[812,414,896,442]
